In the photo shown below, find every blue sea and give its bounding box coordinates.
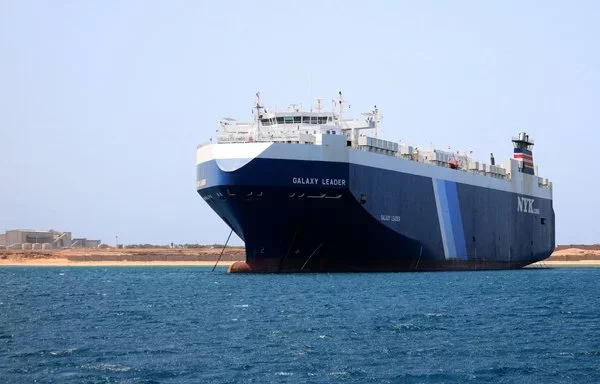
[1,267,599,383]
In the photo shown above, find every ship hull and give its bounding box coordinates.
[197,149,555,272]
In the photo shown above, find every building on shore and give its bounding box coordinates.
[1,229,101,249]
[71,238,101,248]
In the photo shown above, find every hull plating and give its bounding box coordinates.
[197,157,555,272]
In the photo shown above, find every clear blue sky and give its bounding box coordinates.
[1,1,598,245]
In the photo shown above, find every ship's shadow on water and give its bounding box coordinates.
[1,267,599,383]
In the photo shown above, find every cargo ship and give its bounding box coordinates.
[196,93,554,272]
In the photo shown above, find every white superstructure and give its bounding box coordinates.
[205,92,552,196]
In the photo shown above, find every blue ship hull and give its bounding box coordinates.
[197,157,555,272]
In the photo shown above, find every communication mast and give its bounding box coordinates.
[373,105,379,138]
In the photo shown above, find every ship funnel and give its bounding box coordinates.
[512,132,535,175]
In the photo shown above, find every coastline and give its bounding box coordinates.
[2,260,598,268]
[0,259,235,267]
[528,260,600,268]
[1,246,599,268]
[0,247,243,267]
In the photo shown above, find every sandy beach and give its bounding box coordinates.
[2,246,599,267]
[0,259,236,267]
[529,260,600,267]
[0,247,244,267]
[528,247,600,267]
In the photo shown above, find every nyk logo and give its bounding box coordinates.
[517,196,540,215]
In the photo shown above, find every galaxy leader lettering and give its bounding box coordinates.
[292,177,346,186]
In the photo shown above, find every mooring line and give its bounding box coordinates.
[414,246,423,271]
[300,243,323,272]
[212,229,233,272]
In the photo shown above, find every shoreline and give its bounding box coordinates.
[2,247,599,268]
[0,247,244,267]
[0,259,236,267]
[528,260,600,267]
[1,259,599,268]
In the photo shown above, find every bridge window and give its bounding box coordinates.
[268,115,333,124]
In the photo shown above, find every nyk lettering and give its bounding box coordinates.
[517,196,540,214]
[292,177,346,186]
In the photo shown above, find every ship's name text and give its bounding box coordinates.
[381,214,401,222]
[292,177,346,186]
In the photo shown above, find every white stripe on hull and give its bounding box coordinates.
[432,178,450,259]
[196,142,552,200]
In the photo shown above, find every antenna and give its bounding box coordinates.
[255,91,262,116]
[252,91,260,122]
[373,105,379,138]
[361,105,380,137]
[254,91,263,137]
[315,98,323,113]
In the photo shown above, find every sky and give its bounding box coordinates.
[1,1,598,246]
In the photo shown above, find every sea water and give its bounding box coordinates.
[0,267,598,383]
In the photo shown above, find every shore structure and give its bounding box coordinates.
[196,93,554,272]
[0,229,100,250]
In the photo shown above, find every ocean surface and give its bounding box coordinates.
[1,267,599,383]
